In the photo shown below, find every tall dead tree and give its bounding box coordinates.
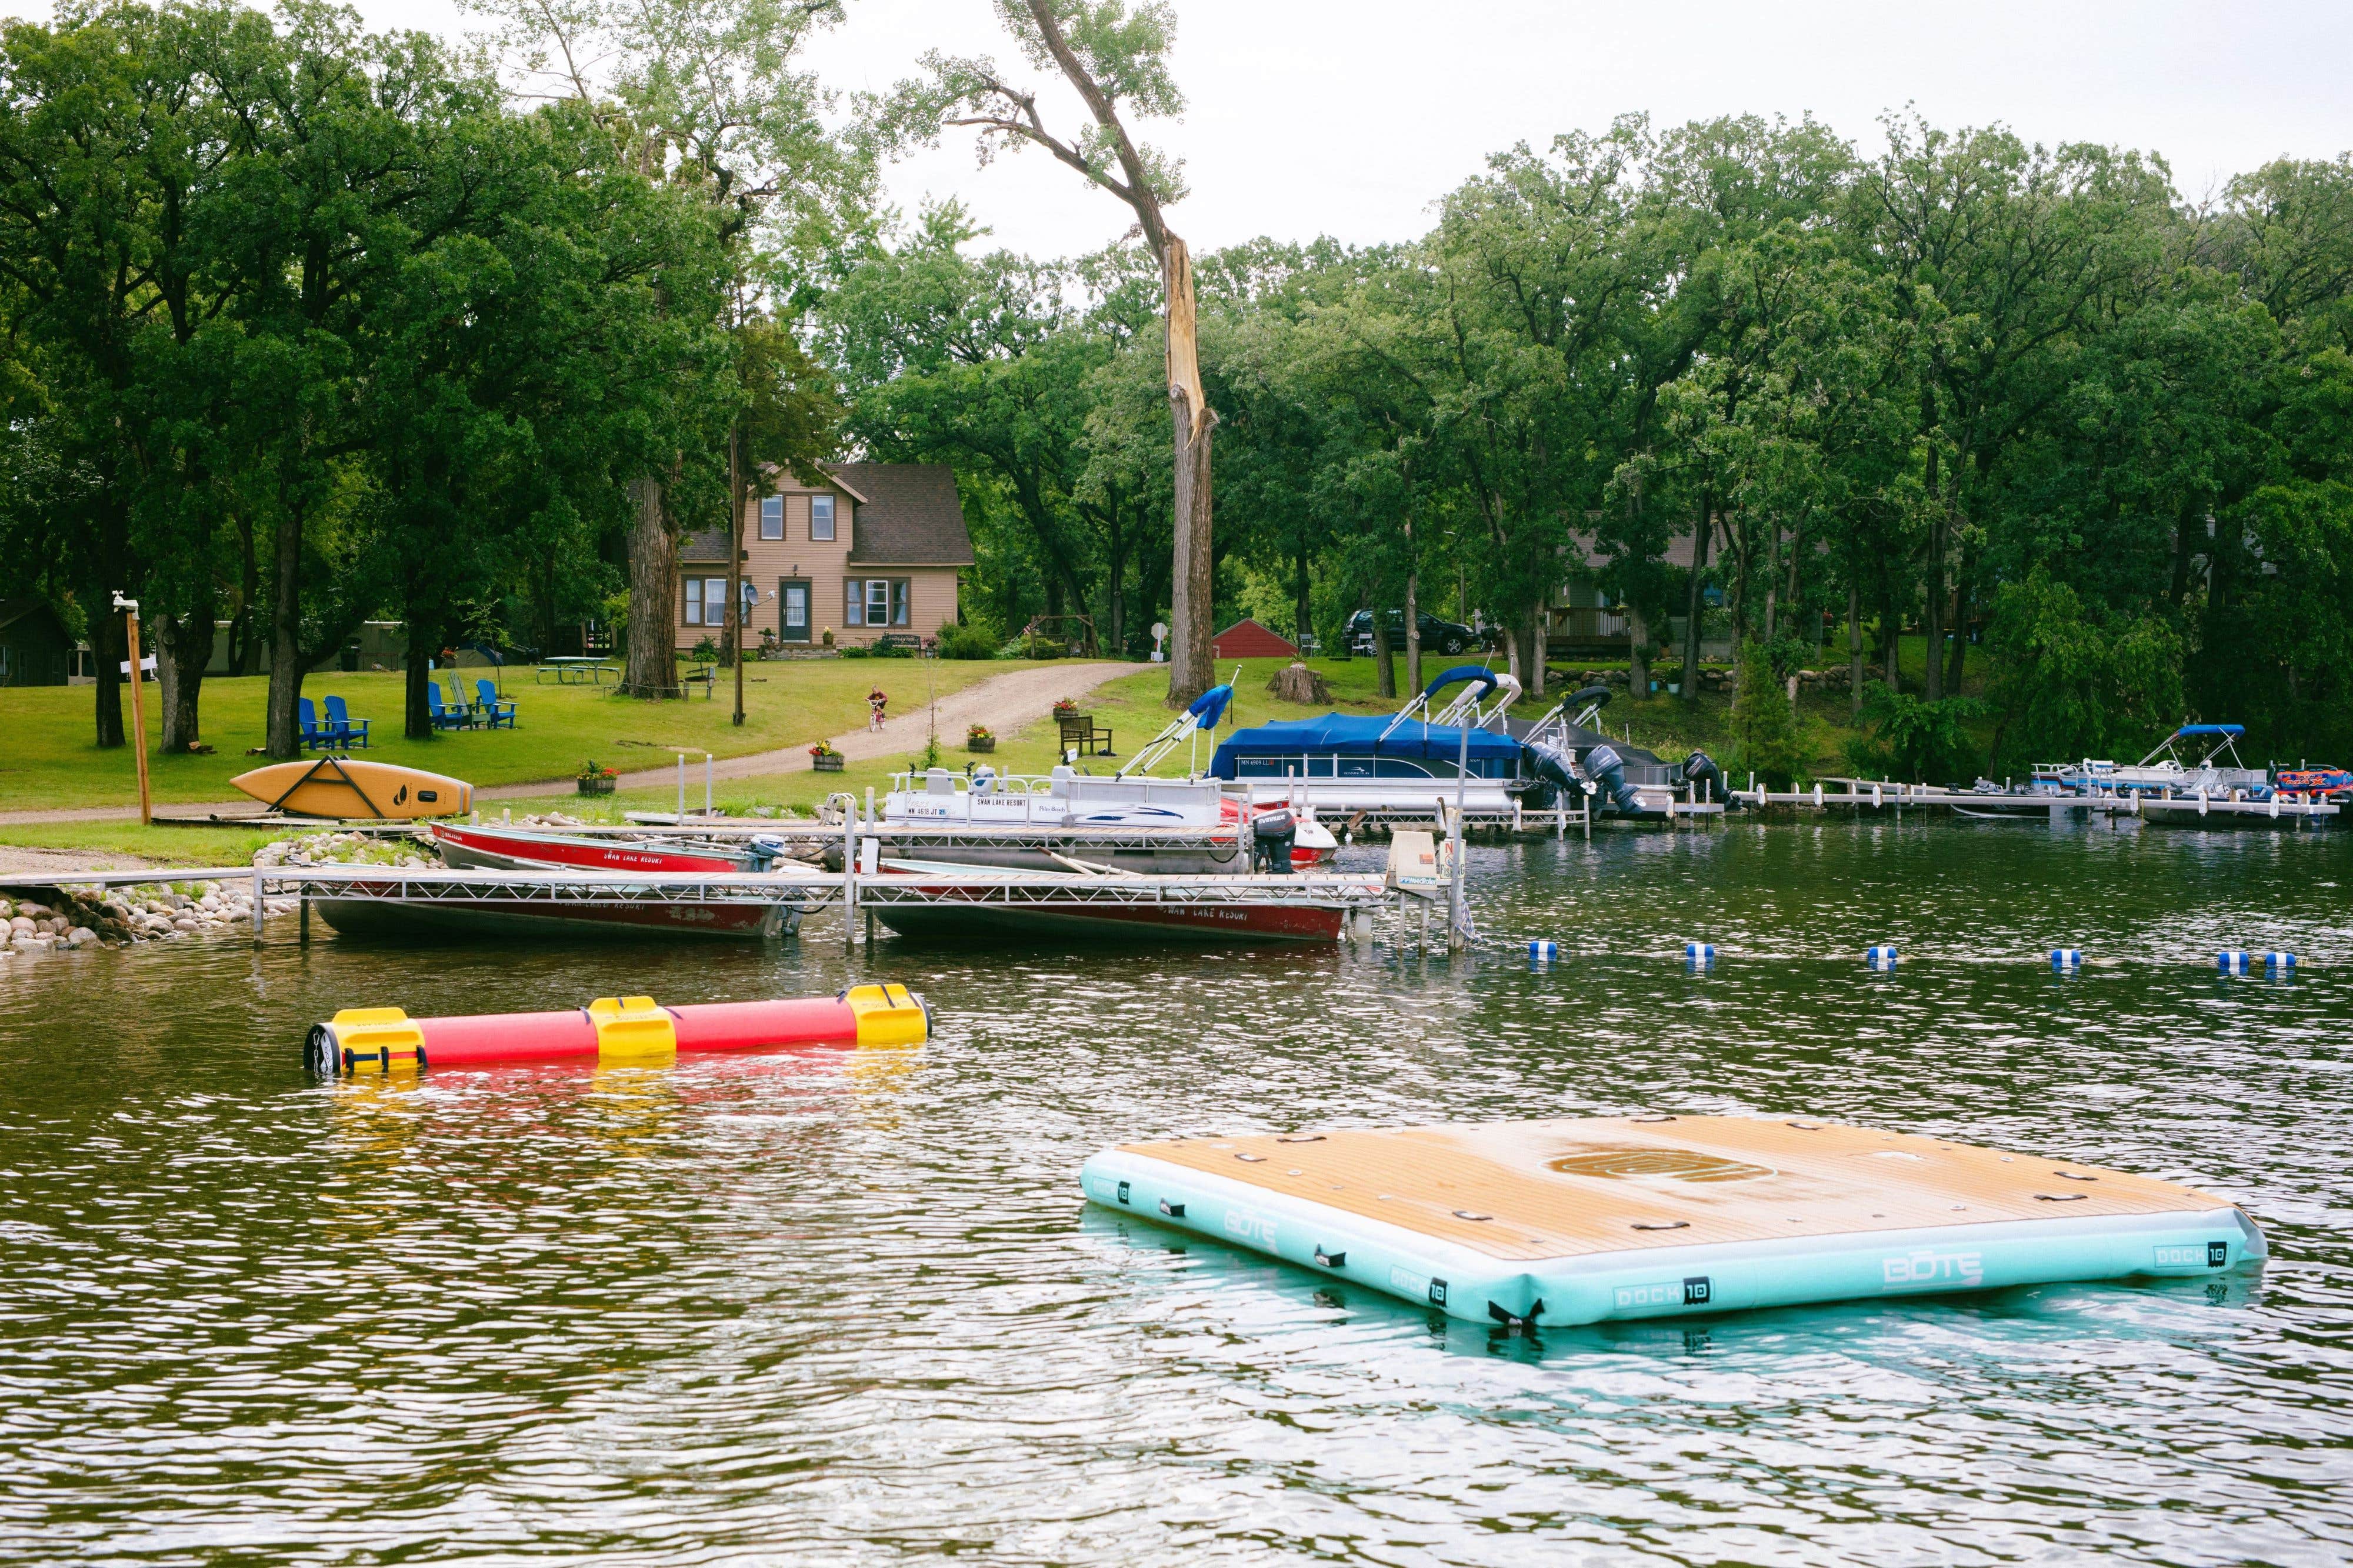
[899,1,1214,705]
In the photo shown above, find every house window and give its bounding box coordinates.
[685,576,734,626]
[758,496,783,541]
[844,578,912,628]
[811,493,835,541]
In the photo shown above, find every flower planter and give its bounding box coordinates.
[966,737,995,753]
[576,775,616,796]
[813,753,845,772]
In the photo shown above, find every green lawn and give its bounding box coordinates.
[0,660,1041,814]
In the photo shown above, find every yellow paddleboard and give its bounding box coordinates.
[231,758,474,819]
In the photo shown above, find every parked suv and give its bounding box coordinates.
[1345,608,1478,657]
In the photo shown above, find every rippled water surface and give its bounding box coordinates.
[2,820,2349,1564]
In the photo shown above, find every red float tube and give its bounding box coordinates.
[306,985,927,1074]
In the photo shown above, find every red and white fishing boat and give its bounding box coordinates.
[430,820,777,875]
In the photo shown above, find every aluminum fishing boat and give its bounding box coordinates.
[861,858,1381,946]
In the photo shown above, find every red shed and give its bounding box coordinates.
[1209,618,1301,660]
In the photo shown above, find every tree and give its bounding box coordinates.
[881,0,1214,704]
[472,0,870,699]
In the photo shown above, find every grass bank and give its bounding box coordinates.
[0,659,1041,814]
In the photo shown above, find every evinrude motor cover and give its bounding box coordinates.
[1252,809,1297,874]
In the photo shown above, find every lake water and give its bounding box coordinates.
[1,819,2348,1564]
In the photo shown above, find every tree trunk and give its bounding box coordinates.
[1848,583,1865,724]
[233,512,261,675]
[625,474,680,698]
[1369,589,1397,700]
[2168,496,2200,613]
[728,423,746,726]
[1628,602,1649,696]
[156,608,214,753]
[1878,593,1902,700]
[1679,504,1712,703]
[1762,525,1780,642]
[266,498,306,759]
[1163,236,1216,708]
[92,605,127,749]
[1293,542,1312,649]
[1522,603,1546,698]
[405,619,438,741]
[1403,542,1422,695]
[1945,579,1969,695]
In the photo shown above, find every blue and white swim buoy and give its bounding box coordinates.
[1528,939,1559,963]
[2218,950,2252,976]
[1865,945,1899,970]
[2051,948,2082,972]
[2265,950,2296,974]
[1685,942,1716,967]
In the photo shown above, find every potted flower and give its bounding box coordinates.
[1051,696,1082,718]
[821,626,835,649]
[966,723,995,754]
[810,739,845,773]
[576,760,617,796]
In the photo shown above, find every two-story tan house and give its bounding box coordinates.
[676,462,974,651]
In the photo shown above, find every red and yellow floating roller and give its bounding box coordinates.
[305,984,928,1074]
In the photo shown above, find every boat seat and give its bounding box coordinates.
[925,769,956,795]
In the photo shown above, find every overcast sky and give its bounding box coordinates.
[10,0,2352,256]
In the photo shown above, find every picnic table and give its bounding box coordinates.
[538,657,615,685]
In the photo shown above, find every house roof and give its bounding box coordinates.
[676,463,974,567]
[0,599,68,639]
[1210,618,1301,660]
[834,463,974,566]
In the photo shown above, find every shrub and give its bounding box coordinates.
[936,622,998,660]
[1731,640,1807,788]
[839,645,870,659]
[1846,683,1987,784]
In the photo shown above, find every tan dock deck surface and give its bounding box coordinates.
[1123,1116,2228,1261]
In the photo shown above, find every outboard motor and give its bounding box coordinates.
[1251,809,1297,875]
[1585,745,1644,815]
[1525,739,1588,810]
[1681,750,1737,809]
[743,835,789,872]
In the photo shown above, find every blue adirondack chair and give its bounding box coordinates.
[424,683,468,731]
[475,679,517,730]
[322,694,369,748]
[296,696,335,750]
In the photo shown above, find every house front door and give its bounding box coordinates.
[780,579,811,643]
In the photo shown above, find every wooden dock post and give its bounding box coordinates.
[251,866,265,945]
[842,799,858,950]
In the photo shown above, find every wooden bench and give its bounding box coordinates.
[1056,712,1114,758]
[874,632,926,655]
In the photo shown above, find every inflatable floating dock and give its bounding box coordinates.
[1081,1116,2263,1327]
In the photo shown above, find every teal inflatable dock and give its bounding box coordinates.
[1081,1116,2264,1327]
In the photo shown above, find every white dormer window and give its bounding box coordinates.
[811,493,835,541]
[758,496,782,540]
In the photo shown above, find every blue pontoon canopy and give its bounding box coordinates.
[2175,724,2244,738]
[1209,714,1526,779]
